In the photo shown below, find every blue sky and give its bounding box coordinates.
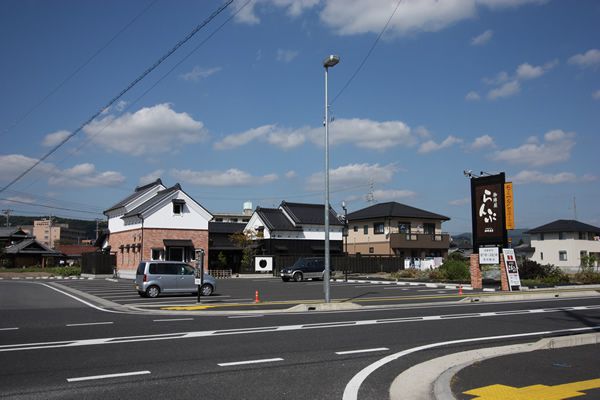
[1,0,598,234]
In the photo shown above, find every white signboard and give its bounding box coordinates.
[194,278,202,285]
[502,248,521,290]
[479,247,499,264]
[255,256,273,272]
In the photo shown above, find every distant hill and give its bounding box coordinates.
[5,216,106,240]
[450,229,531,248]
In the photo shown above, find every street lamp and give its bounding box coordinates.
[323,54,339,303]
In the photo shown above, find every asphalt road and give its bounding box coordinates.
[1,279,600,399]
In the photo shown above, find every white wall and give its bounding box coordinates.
[530,236,600,270]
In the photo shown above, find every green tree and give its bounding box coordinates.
[229,229,258,272]
[217,251,227,268]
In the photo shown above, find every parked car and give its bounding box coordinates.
[135,260,216,298]
[280,257,331,282]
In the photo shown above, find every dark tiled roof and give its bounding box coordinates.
[526,219,600,234]
[280,201,343,226]
[123,184,181,218]
[256,207,300,231]
[346,202,450,221]
[0,227,30,238]
[209,222,247,234]
[104,178,164,214]
[5,239,61,255]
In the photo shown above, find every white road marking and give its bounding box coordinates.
[342,325,600,400]
[228,315,264,319]
[40,283,125,314]
[336,347,389,355]
[0,327,19,331]
[153,318,194,322]
[67,370,150,382]
[2,304,600,353]
[66,322,114,327]
[218,358,283,367]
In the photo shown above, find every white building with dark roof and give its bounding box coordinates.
[103,179,212,277]
[244,201,343,255]
[526,219,600,272]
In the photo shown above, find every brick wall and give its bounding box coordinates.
[109,228,209,272]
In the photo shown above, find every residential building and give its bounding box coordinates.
[212,201,253,223]
[0,227,62,268]
[345,202,450,260]
[244,201,344,256]
[208,222,246,273]
[103,179,213,278]
[526,219,600,272]
[32,219,86,248]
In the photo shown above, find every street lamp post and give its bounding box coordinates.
[323,54,339,303]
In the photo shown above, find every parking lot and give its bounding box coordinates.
[53,276,467,310]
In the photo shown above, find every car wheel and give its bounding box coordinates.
[145,285,160,298]
[282,277,290,282]
[200,283,213,296]
[293,272,303,282]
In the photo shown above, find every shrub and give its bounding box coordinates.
[439,259,470,281]
[51,266,81,277]
[428,268,447,281]
[574,271,600,284]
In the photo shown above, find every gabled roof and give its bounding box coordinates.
[123,184,181,218]
[5,239,62,255]
[0,227,30,239]
[346,202,450,221]
[280,201,343,226]
[56,244,98,257]
[104,178,164,214]
[255,207,300,231]
[526,219,600,234]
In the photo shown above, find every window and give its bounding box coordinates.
[353,226,358,232]
[540,233,544,241]
[369,247,374,253]
[398,222,411,233]
[540,252,544,260]
[363,225,369,234]
[559,232,565,240]
[559,251,567,261]
[173,203,182,215]
[424,223,435,235]
[374,222,385,235]
[151,249,162,260]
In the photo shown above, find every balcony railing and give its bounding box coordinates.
[389,233,450,249]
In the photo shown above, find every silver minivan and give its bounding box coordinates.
[135,260,216,298]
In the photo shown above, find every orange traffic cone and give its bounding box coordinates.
[458,284,463,295]
[255,290,260,303]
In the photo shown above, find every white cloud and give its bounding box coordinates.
[276,49,299,63]
[115,100,128,112]
[468,134,496,151]
[42,130,71,147]
[492,129,576,166]
[371,189,416,202]
[171,168,278,187]
[84,103,209,156]
[477,0,548,9]
[471,29,493,46]
[511,170,598,185]
[139,170,165,186]
[215,118,416,151]
[568,49,600,69]
[466,91,481,101]
[0,195,36,206]
[285,170,297,179]
[449,197,470,206]
[180,66,222,82]
[487,80,520,100]
[0,154,57,181]
[234,0,319,24]
[593,89,600,100]
[48,163,125,188]
[418,135,462,154]
[306,163,396,191]
[485,61,556,100]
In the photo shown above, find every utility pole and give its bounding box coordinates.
[1,209,12,227]
[95,218,101,241]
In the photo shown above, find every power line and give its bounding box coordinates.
[331,0,403,105]
[0,0,234,196]
[0,0,159,139]
[0,197,104,216]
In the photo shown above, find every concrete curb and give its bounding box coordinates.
[389,332,600,400]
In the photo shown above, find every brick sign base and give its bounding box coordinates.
[470,253,510,291]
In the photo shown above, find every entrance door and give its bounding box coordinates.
[167,247,184,261]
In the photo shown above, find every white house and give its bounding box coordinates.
[103,179,213,278]
[527,219,600,272]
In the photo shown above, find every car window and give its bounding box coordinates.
[136,263,146,275]
[180,265,195,275]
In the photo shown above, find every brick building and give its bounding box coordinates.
[103,179,212,278]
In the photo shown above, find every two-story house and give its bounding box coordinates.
[345,202,450,261]
[244,201,344,256]
[103,179,213,278]
[526,219,600,272]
